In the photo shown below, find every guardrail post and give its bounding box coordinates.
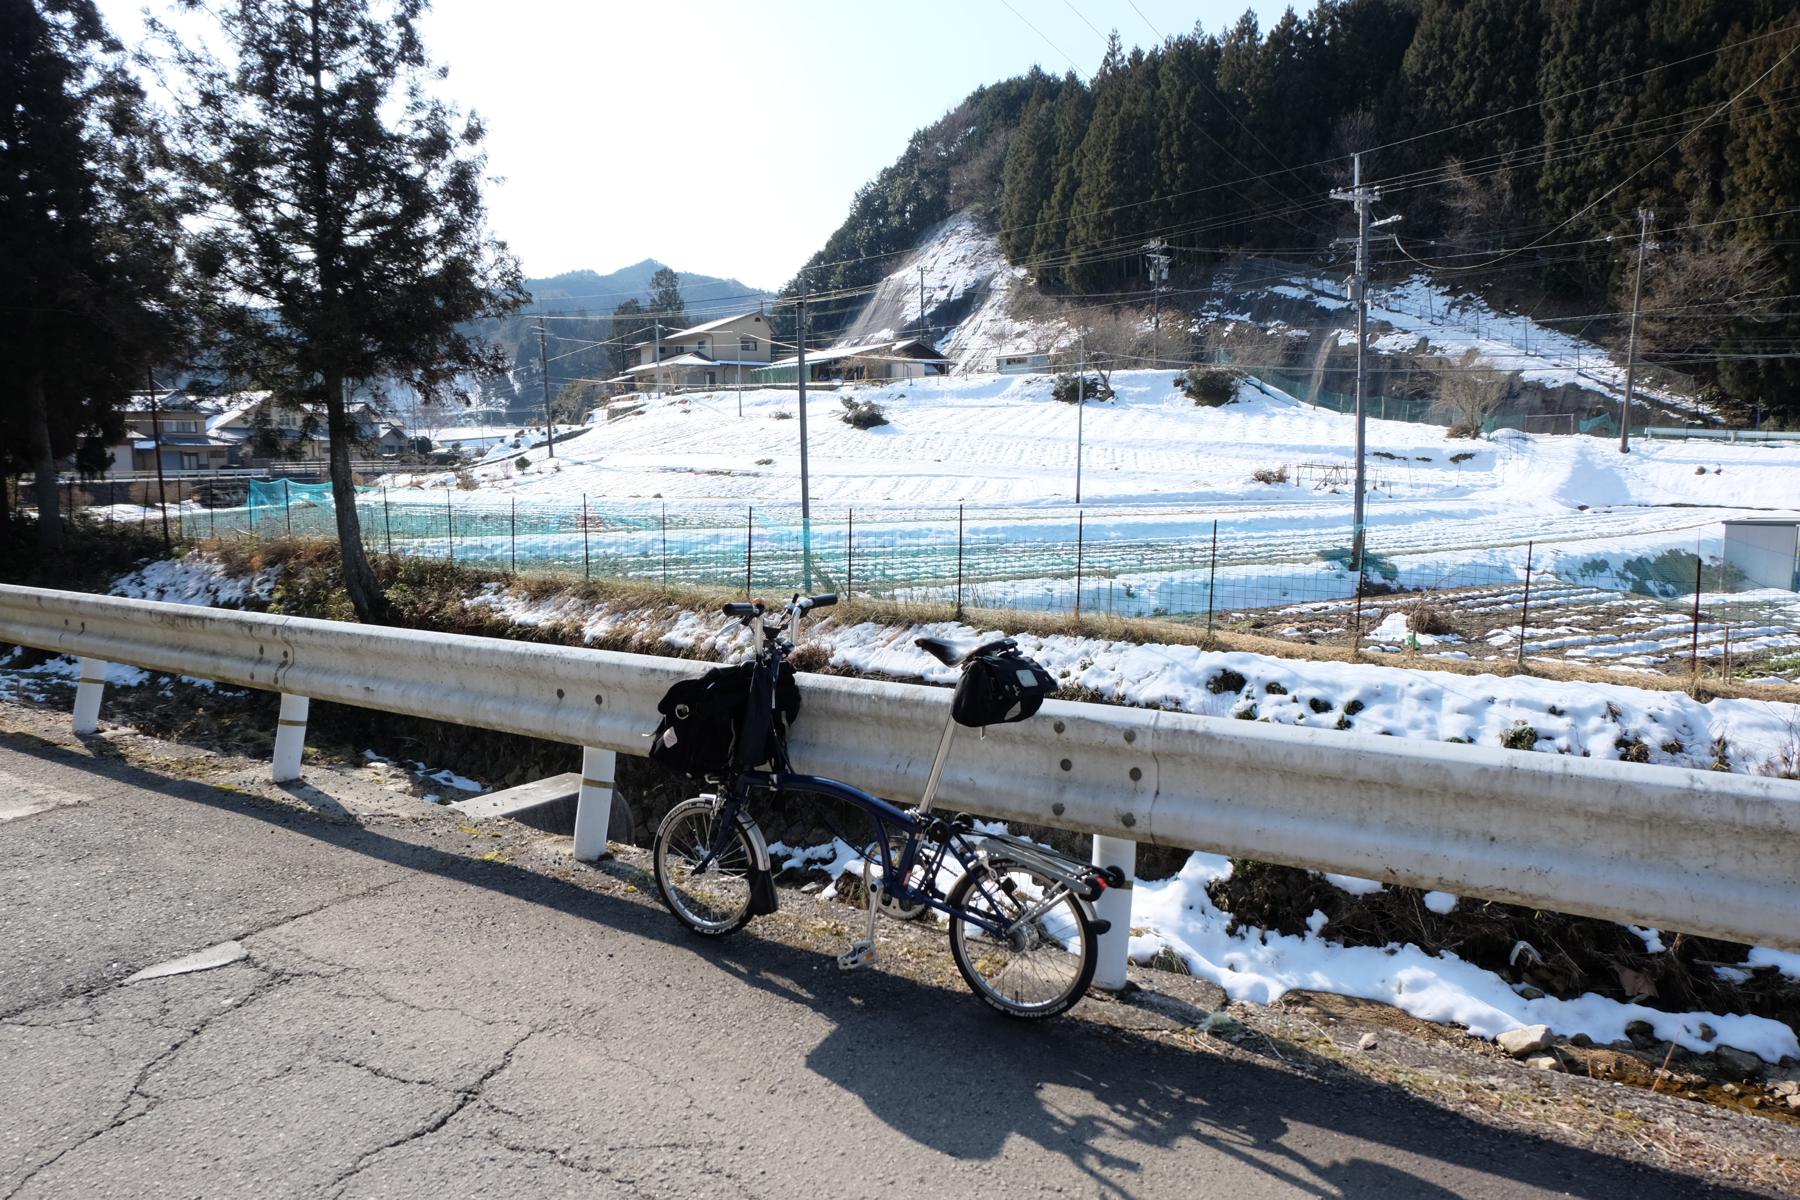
[573,747,616,861]
[272,693,309,782]
[1091,835,1136,992]
[72,657,108,735]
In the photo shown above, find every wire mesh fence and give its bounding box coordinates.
[54,475,1800,685]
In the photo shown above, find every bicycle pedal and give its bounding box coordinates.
[836,940,878,971]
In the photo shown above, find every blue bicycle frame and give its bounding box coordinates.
[685,595,1108,943]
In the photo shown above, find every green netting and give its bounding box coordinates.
[247,479,347,510]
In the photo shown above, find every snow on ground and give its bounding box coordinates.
[111,554,277,607]
[384,367,1800,518]
[1130,851,1797,1064]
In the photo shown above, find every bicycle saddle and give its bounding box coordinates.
[914,636,1016,666]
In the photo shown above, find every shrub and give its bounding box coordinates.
[1500,722,1539,751]
[453,469,479,491]
[1206,668,1247,695]
[1181,366,1238,407]
[1252,466,1288,485]
[514,455,530,471]
[1446,423,1481,439]
[1406,602,1456,636]
[1449,451,1476,464]
[1052,373,1109,404]
[839,397,889,429]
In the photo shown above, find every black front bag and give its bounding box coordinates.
[648,660,800,780]
[952,648,1058,728]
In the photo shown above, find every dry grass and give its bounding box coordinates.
[185,537,1800,707]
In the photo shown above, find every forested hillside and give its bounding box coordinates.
[786,0,1799,419]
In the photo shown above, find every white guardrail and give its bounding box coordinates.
[2,582,1798,985]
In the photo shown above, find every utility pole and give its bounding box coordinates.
[536,324,554,458]
[918,266,928,339]
[147,368,170,549]
[1143,239,1170,366]
[795,296,813,589]
[1331,153,1378,575]
[1075,334,1085,503]
[652,321,663,397]
[1619,207,1653,455]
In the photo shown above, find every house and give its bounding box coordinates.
[105,393,235,473]
[750,339,950,386]
[207,394,403,461]
[624,310,777,390]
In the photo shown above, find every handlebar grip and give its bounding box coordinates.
[806,593,838,610]
[722,601,759,618]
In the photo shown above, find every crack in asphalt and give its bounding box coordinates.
[0,876,407,1024]
[323,1026,540,1199]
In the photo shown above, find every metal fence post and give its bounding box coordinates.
[1073,509,1084,622]
[272,693,309,782]
[510,496,517,575]
[661,501,668,587]
[573,746,617,861]
[1690,558,1704,677]
[1205,519,1219,639]
[445,489,454,562]
[846,508,854,601]
[745,506,753,597]
[1517,541,1534,669]
[955,504,965,620]
[72,657,108,735]
[175,477,183,542]
[284,478,292,536]
[382,483,392,557]
[582,494,590,581]
[1091,835,1136,991]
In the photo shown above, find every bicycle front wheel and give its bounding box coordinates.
[654,798,758,937]
[947,858,1096,1018]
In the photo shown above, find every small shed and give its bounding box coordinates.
[996,351,1051,375]
[1723,519,1800,591]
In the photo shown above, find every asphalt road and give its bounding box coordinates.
[0,735,1775,1200]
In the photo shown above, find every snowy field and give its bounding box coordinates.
[248,368,1800,677]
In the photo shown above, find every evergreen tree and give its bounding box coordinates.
[0,0,187,546]
[648,266,684,326]
[998,91,1055,262]
[161,0,524,622]
[1064,43,1160,292]
[610,297,652,375]
[1030,75,1093,281]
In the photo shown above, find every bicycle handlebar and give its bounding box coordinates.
[797,593,837,613]
[721,600,763,619]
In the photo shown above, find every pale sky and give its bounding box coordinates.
[100,0,1292,291]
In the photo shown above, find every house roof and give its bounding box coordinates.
[764,339,949,369]
[625,352,717,373]
[663,310,768,340]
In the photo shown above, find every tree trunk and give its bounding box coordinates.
[324,375,390,624]
[24,373,62,550]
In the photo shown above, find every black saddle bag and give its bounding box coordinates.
[952,648,1057,728]
[648,660,799,779]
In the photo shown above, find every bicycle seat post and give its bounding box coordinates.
[915,709,959,815]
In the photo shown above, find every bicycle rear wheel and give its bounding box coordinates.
[947,858,1096,1018]
[654,798,757,937]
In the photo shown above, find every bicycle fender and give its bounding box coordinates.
[732,809,780,917]
[749,867,780,916]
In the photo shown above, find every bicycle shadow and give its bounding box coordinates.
[697,933,1739,1200]
[4,736,1777,1200]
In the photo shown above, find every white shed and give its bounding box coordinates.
[1723,519,1800,591]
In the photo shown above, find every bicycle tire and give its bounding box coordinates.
[654,798,758,937]
[947,858,1097,1019]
